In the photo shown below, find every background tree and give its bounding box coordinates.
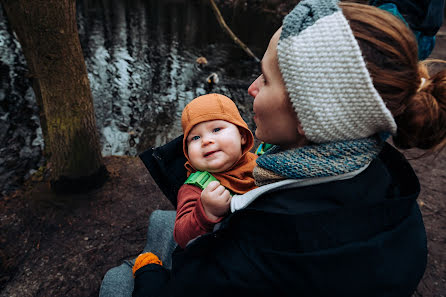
[1,0,107,192]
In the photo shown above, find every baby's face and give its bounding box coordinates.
[186,120,246,173]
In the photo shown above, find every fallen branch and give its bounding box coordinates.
[209,0,260,62]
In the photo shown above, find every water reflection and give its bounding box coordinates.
[0,7,43,196]
[0,0,279,195]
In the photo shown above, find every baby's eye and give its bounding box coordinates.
[191,135,200,141]
[213,127,221,133]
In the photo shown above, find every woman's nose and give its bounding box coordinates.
[248,75,261,98]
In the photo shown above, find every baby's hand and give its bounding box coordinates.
[200,181,231,221]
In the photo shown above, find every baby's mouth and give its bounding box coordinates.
[204,150,218,157]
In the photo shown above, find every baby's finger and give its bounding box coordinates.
[213,185,227,196]
[205,181,220,192]
[222,190,231,202]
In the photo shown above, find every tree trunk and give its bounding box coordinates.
[1,0,107,192]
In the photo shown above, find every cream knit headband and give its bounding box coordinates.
[277,0,397,143]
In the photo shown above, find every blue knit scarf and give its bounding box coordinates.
[256,135,386,180]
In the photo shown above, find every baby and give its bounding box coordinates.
[174,93,257,248]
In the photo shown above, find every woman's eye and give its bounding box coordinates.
[258,63,266,84]
[213,128,221,133]
[191,135,200,141]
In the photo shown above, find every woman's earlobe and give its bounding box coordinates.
[297,122,305,136]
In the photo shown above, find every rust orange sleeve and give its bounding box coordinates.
[174,184,223,248]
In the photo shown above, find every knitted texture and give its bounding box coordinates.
[253,166,286,186]
[181,93,254,159]
[181,93,258,194]
[255,136,383,181]
[280,0,338,40]
[277,0,397,143]
[132,252,163,277]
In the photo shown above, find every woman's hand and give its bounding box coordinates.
[200,181,231,221]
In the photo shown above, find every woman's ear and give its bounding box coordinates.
[297,121,305,136]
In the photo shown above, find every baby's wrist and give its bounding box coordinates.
[203,206,220,221]
[206,213,220,221]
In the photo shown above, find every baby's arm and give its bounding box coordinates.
[174,184,224,248]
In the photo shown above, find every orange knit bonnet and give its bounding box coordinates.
[181,93,257,194]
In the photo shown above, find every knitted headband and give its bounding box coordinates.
[277,0,397,143]
[181,93,254,161]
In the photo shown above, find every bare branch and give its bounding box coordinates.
[209,0,260,62]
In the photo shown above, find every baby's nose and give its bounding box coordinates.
[202,135,214,146]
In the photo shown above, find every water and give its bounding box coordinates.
[0,0,280,196]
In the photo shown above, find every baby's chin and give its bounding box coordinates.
[199,162,237,173]
[201,167,227,174]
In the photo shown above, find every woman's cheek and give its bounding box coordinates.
[253,97,261,116]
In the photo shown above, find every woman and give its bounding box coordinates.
[100,0,446,296]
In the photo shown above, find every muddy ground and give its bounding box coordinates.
[0,156,173,297]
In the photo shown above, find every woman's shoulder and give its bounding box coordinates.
[246,143,419,214]
[376,142,418,177]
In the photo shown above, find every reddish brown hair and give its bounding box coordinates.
[340,3,446,152]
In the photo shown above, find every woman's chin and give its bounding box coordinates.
[254,129,264,142]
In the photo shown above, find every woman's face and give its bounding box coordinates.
[248,28,308,149]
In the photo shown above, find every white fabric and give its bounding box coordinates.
[230,161,371,212]
[277,11,397,143]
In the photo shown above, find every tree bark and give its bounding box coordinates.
[1,0,107,192]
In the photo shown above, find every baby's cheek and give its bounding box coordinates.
[187,144,201,161]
